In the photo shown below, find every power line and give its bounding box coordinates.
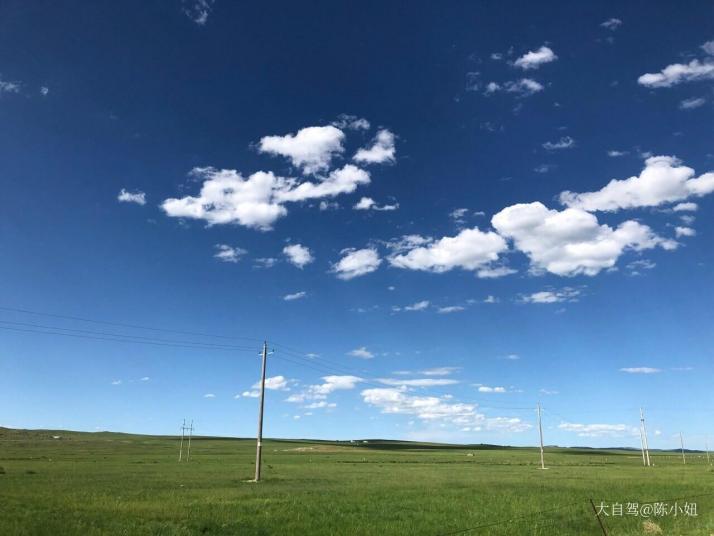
[0,305,262,343]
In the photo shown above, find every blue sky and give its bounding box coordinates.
[1,1,713,448]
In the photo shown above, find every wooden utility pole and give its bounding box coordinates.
[255,341,269,482]
[537,402,545,469]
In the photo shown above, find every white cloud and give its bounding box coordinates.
[378,378,460,387]
[287,375,363,403]
[600,18,623,30]
[483,295,498,304]
[332,114,370,131]
[214,244,247,263]
[319,200,339,211]
[679,97,706,110]
[353,197,399,211]
[283,244,314,268]
[140,376,150,382]
[162,164,370,231]
[493,202,676,276]
[40,86,49,96]
[619,367,661,374]
[485,78,544,97]
[404,300,430,312]
[675,226,696,238]
[204,393,216,398]
[353,129,396,164]
[111,379,122,385]
[499,354,520,361]
[450,208,469,222]
[182,0,214,25]
[513,46,558,70]
[258,125,345,174]
[437,305,465,314]
[254,257,278,269]
[559,156,714,212]
[331,248,382,280]
[283,291,307,301]
[521,288,581,304]
[475,266,517,279]
[539,388,558,395]
[304,401,337,409]
[242,390,260,398]
[420,367,460,376]
[0,77,21,93]
[348,346,374,359]
[388,227,508,275]
[672,202,697,212]
[559,422,638,438]
[361,388,530,432]
[477,385,506,393]
[543,136,575,150]
[117,188,146,205]
[253,375,291,391]
[703,40,714,56]
[638,59,714,88]
[608,150,628,157]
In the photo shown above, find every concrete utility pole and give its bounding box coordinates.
[255,341,269,482]
[680,432,686,465]
[639,421,647,467]
[640,408,651,467]
[537,402,545,469]
[187,420,194,461]
[179,418,186,462]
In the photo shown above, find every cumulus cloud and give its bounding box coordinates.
[258,125,345,174]
[287,375,363,403]
[437,306,465,314]
[513,46,557,70]
[543,136,575,150]
[353,197,399,211]
[673,202,698,212]
[485,78,544,97]
[283,291,307,301]
[559,156,714,212]
[283,244,314,268]
[0,76,21,93]
[493,202,677,276]
[679,97,707,110]
[559,422,639,437]
[182,0,214,25]
[348,346,374,359]
[378,378,460,387]
[477,385,506,393]
[162,164,370,231]
[254,375,292,390]
[388,227,508,275]
[214,244,247,263]
[331,248,382,280]
[638,46,714,88]
[619,367,661,374]
[353,129,396,164]
[520,288,581,304]
[675,226,696,238]
[117,188,146,205]
[332,114,370,131]
[600,18,623,30]
[203,393,216,398]
[608,150,628,157]
[361,387,531,432]
[401,300,430,312]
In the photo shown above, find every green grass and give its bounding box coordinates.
[1,427,713,535]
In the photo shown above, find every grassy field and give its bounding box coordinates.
[1,427,713,535]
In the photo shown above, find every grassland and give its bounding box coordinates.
[1,427,713,535]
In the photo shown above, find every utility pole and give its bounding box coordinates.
[187,420,194,461]
[640,408,651,467]
[639,421,647,467]
[178,418,186,462]
[255,341,269,482]
[537,402,545,469]
[680,432,686,465]
[706,436,711,466]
